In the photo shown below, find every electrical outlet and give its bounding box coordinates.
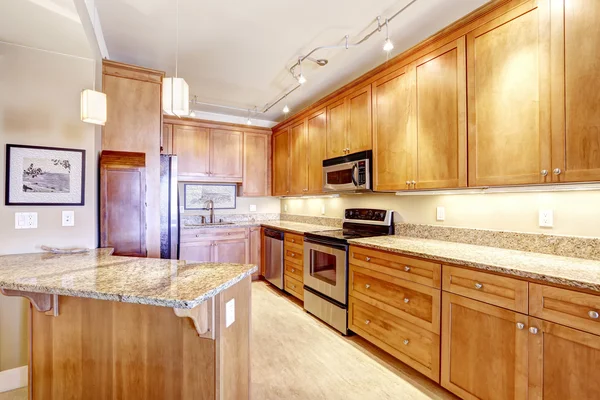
[436,206,445,221]
[226,299,235,328]
[539,209,553,228]
[284,204,288,212]
[15,212,38,229]
[62,210,75,226]
[249,204,257,212]
[321,205,326,215]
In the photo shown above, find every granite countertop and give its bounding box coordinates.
[348,236,600,292]
[0,248,257,309]
[182,220,340,234]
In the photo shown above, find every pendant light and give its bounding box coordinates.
[383,18,394,52]
[297,58,307,85]
[80,0,106,126]
[282,94,290,114]
[163,0,189,117]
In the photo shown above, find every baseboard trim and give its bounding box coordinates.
[0,366,27,393]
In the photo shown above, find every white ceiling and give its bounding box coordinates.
[0,0,93,58]
[96,0,489,123]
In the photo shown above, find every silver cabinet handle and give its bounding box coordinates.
[541,170,548,176]
[405,181,411,186]
[404,298,410,303]
[365,257,371,262]
[474,283,483,289]
[365,284,371,289]
[553,168,562,175]
[529,327,538,335]
[589,310,599,319]
[291,284,296,289]
[291,239,295,243]
[404,266,411,272]
[291,253,295,257]
[403,339,409,345]
[291,268,295,273]
[365,319,370,325]
[411,180,416,186]
[516,322,525,330]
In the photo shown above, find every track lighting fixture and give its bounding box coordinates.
[189,110,196,117]
[383,19,394,52]
[246,118,253,125]
[297,57,307,84]
[283,104,290,114]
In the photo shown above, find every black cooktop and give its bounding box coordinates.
[307,229,389,241]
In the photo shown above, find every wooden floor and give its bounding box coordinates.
[251,281,457,400]
[0,281,456,400]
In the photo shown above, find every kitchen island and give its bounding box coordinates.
[0,248,257,400]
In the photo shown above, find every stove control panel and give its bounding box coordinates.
[345,208,389,222]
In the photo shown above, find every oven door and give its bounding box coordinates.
[303,239,348,305]
[322,161,360,192]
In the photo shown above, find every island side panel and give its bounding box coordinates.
[30,296,216,400]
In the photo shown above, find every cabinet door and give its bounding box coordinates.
[249,227,261,279]
[413,38,467,189]
[161,123,172,155]
[550,0,600,182]
[346,85,372,154]
[306,108,327,194]
[373,67,413,191]
[172,125,210,179]
[179,241,213,262]
[467,1,551,186]
[210,129,243,180]
[528,317,600,400]
[289,120,308,194]
[326,98,347,158]
[214,239,248,264]
[272,130,290,196]
[242,132,270,196]
[441,293,528,400]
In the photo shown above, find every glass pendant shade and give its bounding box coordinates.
[80,89,107,125]
[163,77,189,116]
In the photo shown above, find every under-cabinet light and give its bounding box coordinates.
[395,183,600,196]
[281,194,340,199]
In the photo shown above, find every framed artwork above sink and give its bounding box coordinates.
[183,183,236,210]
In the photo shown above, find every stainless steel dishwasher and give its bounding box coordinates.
[263,228,284,290]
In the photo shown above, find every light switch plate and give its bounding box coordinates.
[539,209,553,227]
[225,299,235,328]
[436,206,445,221]
[249,204,257,212]
[62,210,75,226]
[15,212,38,229]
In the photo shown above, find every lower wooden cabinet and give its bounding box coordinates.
[249,227,261,279]
[283,232,305,301]
[180,228,249,264]
[284,275,304,301]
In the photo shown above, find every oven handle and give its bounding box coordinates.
[351,163,358,186]
[304,237,349,251]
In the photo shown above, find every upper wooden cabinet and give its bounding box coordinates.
[172,124,211,179]
[467,1,551,186]
[373,66,413,191]
[209,129,242,180]
[306,108,327,194]
[289,120,308,194]
[242,132,271,196]
[326,98,347,158]
[161,123,173,155]
[550,0,600,182]
[273,129,290,196]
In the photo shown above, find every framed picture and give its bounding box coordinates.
[5,144,86,206]
[183,183,236,210]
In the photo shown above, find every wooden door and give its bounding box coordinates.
[346,85,372,154]
[161,124,172,155]
[441,293,528,400]
[289,120,308,195]
[413,38,467,189]
[467,1,551,186]
[209,129,243,180]
[528,317,600,400]
[172,125,210,179]
[272,130,290,196]
[179,241,213,262]
[326,98,347,158]
[242,132,270,196]
[249,227,261,279]
[306,108,327,194]
[373,66,413,191]
[214,239,248,264]
[550,0,600,182]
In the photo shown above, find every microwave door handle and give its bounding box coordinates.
[351,163,358,186]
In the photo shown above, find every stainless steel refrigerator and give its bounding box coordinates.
[159,155,179,259]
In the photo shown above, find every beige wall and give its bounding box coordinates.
[0,43,98,370]
[282,190,600,237]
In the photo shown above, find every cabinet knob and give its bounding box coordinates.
[291,253,295,257]
[553,168,562,175]
[291,268,296,273]
[404,266,411,272]
[529,327,538,335]
[589,310,599,319]
[291,239,295,243]
[365,319,370,325]
[474,282,483,290]
[516,322,525,330]
[291,284,296,289]
[365,256,371,262]
[403,339,409,345]
[404,298,410,303]
[541,170,548,177]
[411,180,416,186]
[365,284,371,289]
[405,181,411,186]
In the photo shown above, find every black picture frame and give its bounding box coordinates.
[5,144,86,206]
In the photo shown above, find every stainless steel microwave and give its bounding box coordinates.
[322,150,372,192]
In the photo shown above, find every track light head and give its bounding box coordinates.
[383,38,394,52]
[283,104,290,114]
[298,74,307,85]
[246,118,252,125]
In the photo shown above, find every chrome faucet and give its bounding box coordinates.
[205,200,215,224]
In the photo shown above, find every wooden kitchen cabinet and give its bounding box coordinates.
[326,98,347,159]
[172,124,210,180]
[467,0,551,186]
[550,0,600,183]
[161,123,173,155]
[372,66,413,191]
[273,129,290,196]
[249,226,261,279]
[214,238,248,264]
[441,292,528,400]
[209,129,243,181]
[289,120,308,194]
[306,108,327,194]
[180,241,213,262]
[242,132,270,196]
[180,228,249,264]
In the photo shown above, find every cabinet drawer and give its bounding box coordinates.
[442,265,528,313]
[530,283,600,336]
[181,228,247,243]
[349,245,441,288]
[284,261,303,282]
[284,233,304,251]
[349,296,440,382]
[284,248,303,265]
[349,265,440,334]
[284,275,304,301]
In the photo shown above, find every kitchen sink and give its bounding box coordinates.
[184,222,235,227]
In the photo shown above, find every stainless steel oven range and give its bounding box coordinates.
[303,208,394,334]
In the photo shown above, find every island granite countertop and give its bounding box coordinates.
[0,248,257,309]
[348,236,600,293]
